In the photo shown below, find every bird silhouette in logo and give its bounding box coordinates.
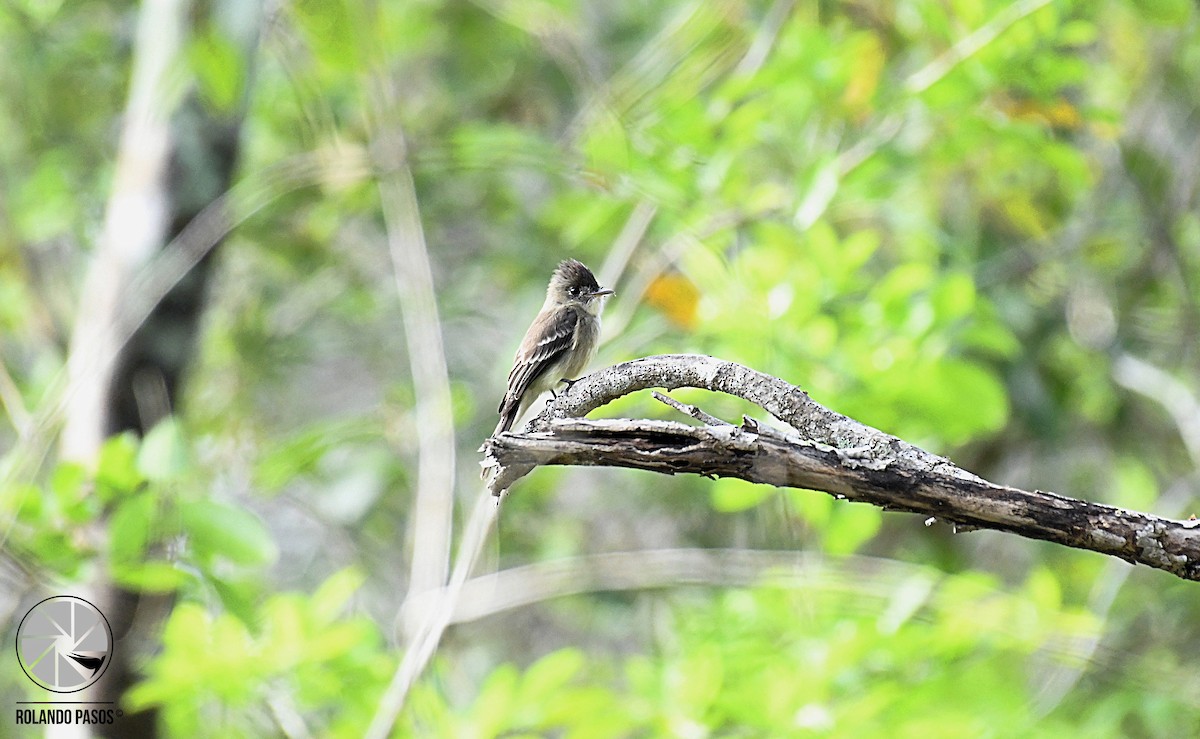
[68,653,106,677]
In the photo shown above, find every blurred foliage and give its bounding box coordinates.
[3,0,1200,736]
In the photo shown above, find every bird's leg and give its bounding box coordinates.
[548,377,580,400]
[559,377,581,392]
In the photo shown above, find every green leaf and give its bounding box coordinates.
[189,29,245,113]
[138,419,191,482]
[12,152,76,241]
[1058,20,1098,48]
[710,477,774,512]
[872,264,934,326]
[109,492,158,562]
[291,0,357,73]
[931,272,976,321]
[1112,457,1157,510]
[49,461,87,517]
[959,320,1021,359]
[211,576,263,625]
[1133,0,1191,25]
[581,112,631,185]
[5,483,43,519]
[672,642,723,717]
[786,487,833,528]
[112,562,193,593]
[897,358,1009,444]
[470,663,519,737]
[824,503,883,555]
[1024,567,1062,613]
[518,648,585,704]
[96,432,143,502]
[253,420,365,493]
[180,499,278,567]
[311,567,365,624]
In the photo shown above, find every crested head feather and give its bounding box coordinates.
[549,259,600,295]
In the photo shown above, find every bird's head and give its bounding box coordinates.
[548,259,614,312]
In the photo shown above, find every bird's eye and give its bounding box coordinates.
[568,286,579,296]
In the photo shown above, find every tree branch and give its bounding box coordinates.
[482,354,1200,582]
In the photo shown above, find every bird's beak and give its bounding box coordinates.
[588,288,615,299]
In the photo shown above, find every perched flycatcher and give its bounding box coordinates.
[494,259,613,435]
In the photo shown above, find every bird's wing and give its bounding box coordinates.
[499,308,578,413]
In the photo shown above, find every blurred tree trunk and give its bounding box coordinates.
[59,1,263,736]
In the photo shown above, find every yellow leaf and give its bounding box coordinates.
[841,33,885,117]
[645,271,701,330]
[996,94,1083,131]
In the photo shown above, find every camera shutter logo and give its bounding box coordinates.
[15,596,113,693]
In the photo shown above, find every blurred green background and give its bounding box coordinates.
[2,0,1200,736]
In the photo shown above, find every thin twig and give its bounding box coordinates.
[364,15,457,605]
[733,0,796,78]
[1114,353,1200,467]
[364,489,499,739]
[651,390,730,426]
[420,548,925,623]
[377,156,457,602]
[267,687,312,739]
[0,356,31,435]
[598,200,657,296]
[904,0,1056,94]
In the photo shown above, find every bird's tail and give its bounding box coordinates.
[494,398,519,436]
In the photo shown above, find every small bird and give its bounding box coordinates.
[494,259,613,435]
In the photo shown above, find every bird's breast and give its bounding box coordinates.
[563,312,601,378]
